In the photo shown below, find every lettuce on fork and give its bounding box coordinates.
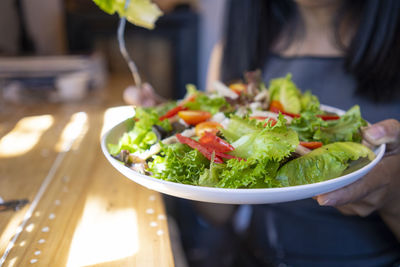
[92,0,163,29]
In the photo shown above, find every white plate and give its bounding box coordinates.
[101,105,386,204]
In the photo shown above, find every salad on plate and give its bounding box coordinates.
[107,71,377,189]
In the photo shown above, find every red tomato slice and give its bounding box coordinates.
[178,110,212,125]
[316,114,340,121]
[299,141,323,149]
[269,100,284,111]
[195,121,222,137]
[199,132,234,153]
[159,105,187,121]
[176,134,223,163]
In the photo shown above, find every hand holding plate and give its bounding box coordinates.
[316,119,400,239]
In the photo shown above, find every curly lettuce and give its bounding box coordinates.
[149,143,209,184]
[229,115,299,161]
[210,115,298,188]
[108,107,171,155]
[290,105,367,144]
[217,158,281,188]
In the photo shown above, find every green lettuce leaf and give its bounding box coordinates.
[199,157,225,187]
[149,143,209,185]
[153,101,178,116]
[183,84,230,115]
[276,142,375,186]
[217,158,281,188]
[318,105,367,143]
[290,105,367,144]
[220,116,262,143]
[289,111,327,142]
[269,74,302,114]
[300,90,320,112]
[92,0,163,29]
[229,115,299,161]
[108,107,171,155]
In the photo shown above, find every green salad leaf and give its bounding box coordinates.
[269,74,302,114]
[108,107,171,155]
[318,105,367,143]
[218,158,281,188]
[183,84,230,115]
[220,115,262,143]
[149,143,209,184]
[199,156,224,187]
[92,0,163,29]
[300,90,321,112]
[206,115,298,189]
[229,115,299,161]
[276,142,375,186]
[290,105,367,144]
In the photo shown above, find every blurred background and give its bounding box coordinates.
[0,0,226,104]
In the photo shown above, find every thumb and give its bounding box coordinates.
[363,119,400,153]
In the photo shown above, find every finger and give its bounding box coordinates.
[334,185,388,217]
[123,86,143,106]
[335,202,375,217]
[142,83,165,102]
[316,159,391,206]
[362,119,400,152]
[335,204,360,216]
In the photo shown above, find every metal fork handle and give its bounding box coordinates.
[117,0,142,88]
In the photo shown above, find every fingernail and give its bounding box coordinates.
[318,198,336,206]
[365,126,385,140]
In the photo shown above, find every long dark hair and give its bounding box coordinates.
[221,0,400,102]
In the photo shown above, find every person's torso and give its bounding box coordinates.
[244,55,400,266]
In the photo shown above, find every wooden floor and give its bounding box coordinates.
[0,75,174,266]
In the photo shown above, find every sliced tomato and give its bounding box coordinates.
[199,132,234,153]
[229,83,247,95]
[159,95,196,121]
[176,134,223,163]
[195,121,222,137]
[269,100,284,111]
[178,110,212,125]
[250,116,277,127]
[316,114,340,121]
[159,105,187,121]
[299,141,323,149]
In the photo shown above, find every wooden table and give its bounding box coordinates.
[0,75,174,266]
